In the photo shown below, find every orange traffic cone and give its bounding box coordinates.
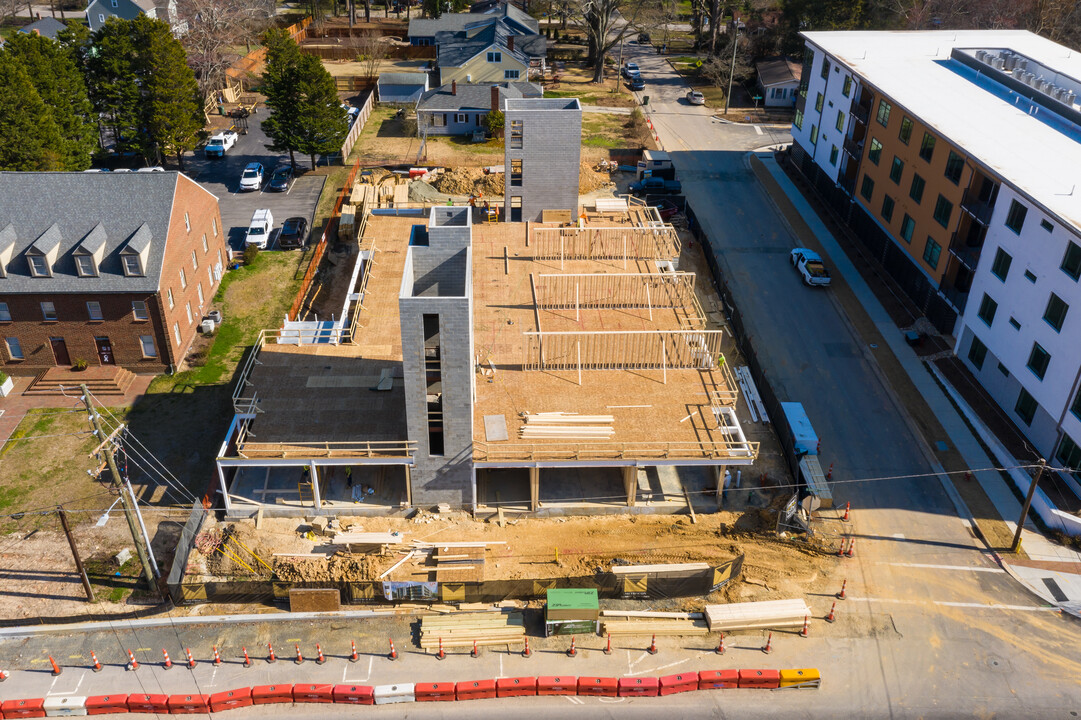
[522,636,531,658]
[471,640,479,658]
[350,641,359,663]
[647,634,658,655]
[126,649,139,671]
[0,670,7,681]
[837,538,846,556]
[267,642,276,664]
[315,644,326,665]
[90,651,103,673]
[826,601,837,623]
[603,633,612,656]
[436,637,446,660]
[837,578,847,600]
[162,649,173,670]
[762,632,773,654]
[846,538,855,558]
[185,648,196,669]
[388,638,398,661]
[799,615,809,638]
[49,656,62,676]
[242,647,251,668]
[715,633,726,655]
[842,502,850,522]
[212,646,222,667]
[567,636,577,658]
[294,645,304,665]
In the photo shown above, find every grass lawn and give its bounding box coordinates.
[582,113,639,148]
[546,64,638,108]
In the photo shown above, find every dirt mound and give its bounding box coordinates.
[475,171,505,196]
[409,180,452,203]
[432,167,482,195]
[579,161,611,193]
[273,553,384,583]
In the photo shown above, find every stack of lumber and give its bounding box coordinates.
[331,532,405,555]
[600,617,710,637]
[704,599,812,631]
[610,562,710,575]
[433,546,484,582]
[420,612,525,652]
[519,412,614,440]
[339,204,356,242]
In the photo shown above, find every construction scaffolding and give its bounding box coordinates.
[531,225,681,263]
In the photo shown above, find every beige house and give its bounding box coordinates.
[440,43,530,85]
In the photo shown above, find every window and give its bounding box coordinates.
[810,124,818,146]
[998,362,1009,376]
[932,195,953,228]
[110,0,117,6]
[0,303,10,321]
[881,195,895,223]
[41,302,57,321]
[1058,434,1081,472]
[1025,269,1038,283]
[835,110,844,132]
[868,138,882,165]
[132,301,148,320]
[76,255,97,277]
[888,157,904,185]
[815,93,823,112]
[918,132,936,162]
[509,119,523,149]
[968,335,988,370]
[5,337,23,360]
[504,69,520,79]
[1044,293,1068,332]
[454,113,467,123]
[184,212,190,232]
[820,58,830,79]
[197,283,204,306]
[900,214,915,243]
[173,322,181,346]
[191,250,199,270]
[842,75,852,97]
[1027,343,1050,380]
[945,151,964,184]
[98,13,105,23]
[794,109,803,130]
[122,255,143,276]
[185,302,193,325]
[1073,390,1081,421]
[510,159,522,186]
[923,237,941,269]
[29,255,50,277]
[1041,219,1053,232]
[876,99,891,126]
[486,51,501,62]
[1063,241,1081,281]
[201,234,208,253]
[140,335,157,358]
[212,218,218,237]
[977,293,997,326]
[829,146,838,165]
[909,173,925,204]
[167,288,174,310]
[1015,388,1038,425]
[988,248,1011,281]
[208,266,214,288]
[1005,199,1027,234]
[87,302,103,321]
[860,175,875,201]
[431,113,446,127]
[179,268,187,289]
[1009,316,1021,330]
[899,116,913,144]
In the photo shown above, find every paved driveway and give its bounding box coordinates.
[184,113,326,252]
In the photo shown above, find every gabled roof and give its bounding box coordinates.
[0,171,204,293]
[18,17,68,40]
[378,72,429,86]
[436,23,540,68]
[756,57,801,86]
[76,223,108,256]
[417,81,542,112]
[410,4,539,42]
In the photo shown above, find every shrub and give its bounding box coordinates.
[243,244,260,265]
[72,358,89,371]
[484,109,504,137]
[0,370,8,385]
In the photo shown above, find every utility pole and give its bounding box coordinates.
[1012,458,1046,553]
[80,384,156,589]
[616,35,625,93]
[58,507,94,602]
[724,17,740,115]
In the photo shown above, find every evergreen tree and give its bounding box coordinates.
[0,53,65,171]
[84,18,141,156]
[139,18,203,168]
[3,32,98,170]
[260,28,304,169]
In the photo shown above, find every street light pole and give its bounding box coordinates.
[1012,458,1046,553]
[723,17,740,115]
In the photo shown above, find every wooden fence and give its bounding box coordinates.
[226,17,312,82]
[340,90,374,160]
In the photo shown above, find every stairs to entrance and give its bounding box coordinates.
[23,366,137,397]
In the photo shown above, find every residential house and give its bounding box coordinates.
[18,17,68,40]
[0,172,226,375]
[86,0,186,35]
[416,80,542,136]
[755,57,801,108]
[377,72,430,106]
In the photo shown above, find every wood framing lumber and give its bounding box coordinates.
[610,562,710,574]
[378,550,415,579]
[600,610,704,619]
[600,619,710,636]
[704,599,812,631]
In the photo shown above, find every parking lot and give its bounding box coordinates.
[184,112,326,252]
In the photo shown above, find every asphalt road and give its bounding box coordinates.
[619,42,1081,716]
[183,114,325,253]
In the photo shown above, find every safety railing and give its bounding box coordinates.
[236,439,417,459]
[474,439,759,463]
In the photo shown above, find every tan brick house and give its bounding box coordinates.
[0,171,225,375]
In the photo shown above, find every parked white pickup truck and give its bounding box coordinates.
[790,248,832,287]
[205,130,239,158]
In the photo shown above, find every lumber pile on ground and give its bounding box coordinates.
[600,618,710,636]
[704,599,812,631]
[420,612,526,652]
[433,546,484,582]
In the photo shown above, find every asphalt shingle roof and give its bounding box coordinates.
[756,57,802,86]
[0,172,191,294]
[417,81,541,112]
[18,17,68,40]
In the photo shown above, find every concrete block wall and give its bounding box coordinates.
[504,98,582,222]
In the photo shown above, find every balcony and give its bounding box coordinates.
[851,99,870,125]
[948,228,985,271]
[961,189,995,225]
[843,136,864,158]
[941,283,970,313]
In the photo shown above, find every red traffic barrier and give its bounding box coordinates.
[536,676,576,696]
[659,672,699,695]
[698,669,739,689]
[2,699,46,719]
[331,685,374,705]
[292,684,333,703]
[126,694,167,713]
[496,677,537,698]
[454,679,497,701]
[414,682,456,702]
[209,689,253,713]
[737,669,781,689]
[577,677,618,697]
[251,685,292,706]
[618,677,660,698]
[85,695,129,715]
[166,694,211,714]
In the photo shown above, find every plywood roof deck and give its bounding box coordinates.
[239,215,416,447]
[471,220,754,464]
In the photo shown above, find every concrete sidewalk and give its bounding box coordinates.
[753,152,1081,609]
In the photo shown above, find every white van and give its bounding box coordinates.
[246,208,274,249]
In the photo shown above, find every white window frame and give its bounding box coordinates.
[455,113,467,123]
[487,51,502,63]
[75,255,98,277]
[5,337,24,360]
[504,69,520,80]
[41,301,57,321]
[179,268,187,289]
[122,254,143,276]
[98,13,105,22]
[212,218,218,237]
[28,255,50,277]
[197,283,204,306]
[207,266,214,288]
[139,335,157,358]
[87,301,103,321]
[173,322,181,346]
[167,288,174,310]
[185,302,193,325]
[0,302,10,322]
[201,233,209,253]
[132,300,149,321]
[191,249,199,270]
[184,212,190,232]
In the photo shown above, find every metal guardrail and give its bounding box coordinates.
[474,439,759,463]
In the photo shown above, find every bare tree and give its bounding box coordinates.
[178,0,273,97]
[356,32,389,82]
[572,0,660,83]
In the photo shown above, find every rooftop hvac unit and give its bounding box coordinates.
[1005,56,1019,71]
[1066,91,1077,106]
[993,57,1005,69]
[976,49,988,62]
[1025,73,1037,86]
[1018,59,1028,71]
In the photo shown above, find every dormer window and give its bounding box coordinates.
[75,253,98,277]
[122,254,143,276]
[75,224,106,278]
[28,254,50,277]
[121,223,152,277]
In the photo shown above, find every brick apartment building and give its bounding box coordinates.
[0,172,226,375]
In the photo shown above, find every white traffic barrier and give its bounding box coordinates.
[44,696,88,717]
[373,683,415,705]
